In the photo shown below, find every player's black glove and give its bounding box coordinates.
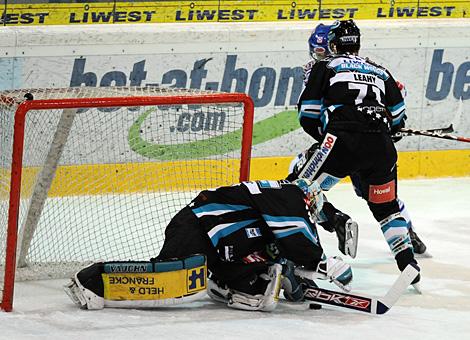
[391,131,404,143]
[390,114,407,143]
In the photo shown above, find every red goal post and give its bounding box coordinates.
[0,87,254,312]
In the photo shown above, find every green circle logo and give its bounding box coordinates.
[128,108,300,160]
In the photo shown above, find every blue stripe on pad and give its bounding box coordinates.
[184,255,206,269]
[381,218,407,233]
[154,260,184,272]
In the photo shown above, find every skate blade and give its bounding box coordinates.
[415,251,432,259]
[345,220,359,259]
[412,282,423,294]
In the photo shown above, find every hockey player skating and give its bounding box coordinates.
[292,22,427,257]
[65,179,355,312]
[292,19,421,283]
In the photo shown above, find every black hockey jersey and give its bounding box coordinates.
[298,53,406,141]
[189,180,324,269]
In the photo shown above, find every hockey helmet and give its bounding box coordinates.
[328,19,361,54]
[293,178,324,218]
[308,23,332,60]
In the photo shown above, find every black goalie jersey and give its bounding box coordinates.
[298,53,406,141]
[189,180,324,269]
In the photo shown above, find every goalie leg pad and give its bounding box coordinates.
[64,255,207,309]
[228,264,282,312]
[208,264,282,312]
[64,263,105,310]
[207,278,230,304]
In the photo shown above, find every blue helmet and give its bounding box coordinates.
[308,24,332,60]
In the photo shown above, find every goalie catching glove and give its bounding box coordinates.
[295,256,353,292]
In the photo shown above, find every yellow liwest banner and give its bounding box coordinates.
[1,1,468,26]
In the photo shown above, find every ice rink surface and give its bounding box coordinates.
[1,177,469,340]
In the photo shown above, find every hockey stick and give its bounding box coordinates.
[398,126,470,143]
[425,124,454,134]
[295,263,419,315]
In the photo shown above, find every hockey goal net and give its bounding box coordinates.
[0,86,254,311]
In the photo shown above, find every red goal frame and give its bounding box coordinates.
[1,92,254,312]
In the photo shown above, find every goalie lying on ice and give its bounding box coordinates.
[65,179,357,312]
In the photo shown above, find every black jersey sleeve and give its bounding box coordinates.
[297,61,329,141]
[241,181,325,269]
[383,71,407,133]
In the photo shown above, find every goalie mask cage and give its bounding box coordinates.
[0,87,254,312]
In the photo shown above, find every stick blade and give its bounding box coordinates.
[380,263,420,310]
[301,263,420,315]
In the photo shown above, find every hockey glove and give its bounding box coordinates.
[278,258,304,302]
[391,131,404,143]
[390,114,407,143]
[316,256,353,292]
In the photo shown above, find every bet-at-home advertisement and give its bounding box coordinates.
[0,21,469,178]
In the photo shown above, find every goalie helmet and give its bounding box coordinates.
[293,178,324,219]
[328,19,361,54]
[308,23,331,60]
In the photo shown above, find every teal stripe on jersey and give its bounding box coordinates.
[192,203,250,217]
[209,219,258,247]
[387,101,405,113]
[262,214,318,245]
[303,99,322,105]
[299,111,321,120]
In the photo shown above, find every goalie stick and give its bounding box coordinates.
[295,263,419,315]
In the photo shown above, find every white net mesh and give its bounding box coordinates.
[0,87,250,290]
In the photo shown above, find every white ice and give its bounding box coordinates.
[1,177,470,340]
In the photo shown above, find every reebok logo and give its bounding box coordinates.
[304,288,371,310]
